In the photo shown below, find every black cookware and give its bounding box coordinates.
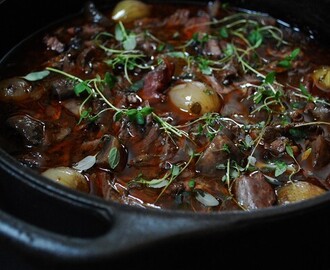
[1,0,330,269]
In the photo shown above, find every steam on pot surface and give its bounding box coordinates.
[1,0,330,213]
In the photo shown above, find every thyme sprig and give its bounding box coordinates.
[46,67,194,138]
[152,112,190,140]
[165,11,288,77]
[177,112,243,141]
[129,171,172,189]
[250,71,285,114]
[94,24,154,84]
[291,83,330,106]
[154,149,196,203]
[46,67,153,125]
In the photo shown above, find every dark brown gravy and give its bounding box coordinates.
[1,1,330,212]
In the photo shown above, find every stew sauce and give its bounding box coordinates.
[1,0,330,212]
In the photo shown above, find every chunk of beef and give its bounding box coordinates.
[49,77,75,100]
[7,114,45,145]
[138,58,174,103]
[309,103,330,122]
[17,151,49,169]
[203,39,221,57]
[196,134,242,177]
[267,136,289,155]
[43,35,65,53]
[96,135,127,172]
[127,124,163,167]
[233,171,276,210]
[183,15,210,39]
[311,135,330,169]
[165,9,190,27]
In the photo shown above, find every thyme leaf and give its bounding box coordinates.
[277,48,300,68]
[22,70,50,81]
[108,147,120,169]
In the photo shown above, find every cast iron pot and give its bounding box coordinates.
[1,0,330,268]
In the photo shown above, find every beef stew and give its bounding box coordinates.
[1,0,330,213]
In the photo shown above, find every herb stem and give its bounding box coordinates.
[46,67,83,82]
[155,153,195,203]
[294,121,330,128]
[152,113,189,139]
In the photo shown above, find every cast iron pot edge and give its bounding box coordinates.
[1,0,330,264]
[1,147,330,264]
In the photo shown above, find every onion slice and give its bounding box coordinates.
[72,155,96,171]
[195,189,219,207]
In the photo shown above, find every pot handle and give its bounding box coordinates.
[0,196,227,264]
[0,153,244,264]
[0,196,234,263]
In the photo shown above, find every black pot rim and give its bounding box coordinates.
[1,0,330,264]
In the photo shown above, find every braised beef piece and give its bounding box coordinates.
[7,115,45,146]
[138,58,175,103]
[196,134,243,177]
[49,77,76,100]
[233,172,276,210]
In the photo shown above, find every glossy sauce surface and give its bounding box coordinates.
[1,1,330,212]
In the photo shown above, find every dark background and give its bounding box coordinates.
[1,0,330,59]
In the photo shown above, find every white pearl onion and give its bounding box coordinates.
[312,66,330,91]
[168,81,221,116]
[112,0,151,23]
[41,167,89,192]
